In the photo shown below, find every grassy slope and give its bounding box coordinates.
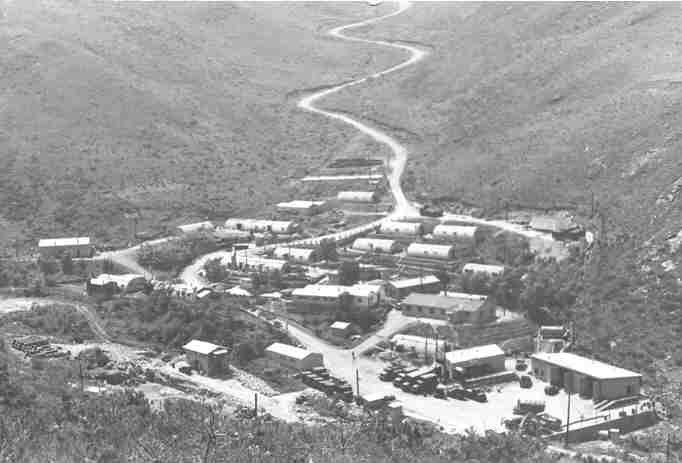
[0,0,399,250]
[322,2,681,243]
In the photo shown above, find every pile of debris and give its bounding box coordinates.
[11,336,69,359]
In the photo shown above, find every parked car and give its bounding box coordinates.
[544,385,559,396]
[519,375,533,389]
[448,384,467,400]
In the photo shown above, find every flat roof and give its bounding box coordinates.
[265,342,317,360]
[462,263,505,273]
[403,292,486,312]
[277,200,326,209]
[407,242,454,253]
[90,273,145,286]
[38,237,91,247]
[389,275,440,289]
[531,352,642,380]
[292,284,377,299]
[183,340,228,355]
[177,221,214,232]
[433,225,478,236]
[445,344,504,365]
[441,291,488,300]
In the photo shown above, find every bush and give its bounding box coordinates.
[137,231,220,272]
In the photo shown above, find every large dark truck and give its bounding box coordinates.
[419,204,444,218]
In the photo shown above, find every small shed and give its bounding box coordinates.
[265,342,324,370]
[182,340,230,377]
[330,321,353,338]
[406,243,454,260]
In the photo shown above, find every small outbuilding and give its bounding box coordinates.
[330,321,353,338]
[387,275,442,299]
[529,215,580,238]
[530,352,642,401]
[462,263,505,278]
[265,342,324,370]
[351,238,401,254]
[38,237,93,259]
[182,340,230,377]
[406,243,454,260]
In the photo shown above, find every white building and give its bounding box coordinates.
[291,283,380,311]
[38,237,93,258]
[380,221,423,236]
[406,242,454,260]
[337,191,378,203]
[432,225,478,241]
[276,200,327,215]
[177,221,214,234]
[265,342,324,370]
[273,247,317,263]
[229,253,288,272]
[530,352,642,401]
[351,238,401,254]
[224,219,297,234]
[444,344,506,377]
[462,263,505,278]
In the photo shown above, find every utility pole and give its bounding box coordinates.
[666,433,671,463]
[565,388,572,446]
[254,392,258,417]
[356,369,360,397]
[79,358,84,393]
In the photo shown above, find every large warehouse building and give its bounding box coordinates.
[38,237,93,259]
[265,342,324,370]
[380,221,423,236]
[351,238,401,254]
[406,243,455,260]
[444,344,505,378]
[386,275,442,299]
[401,292,496,323]
[530,352,642,401]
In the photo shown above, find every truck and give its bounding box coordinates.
[409,373,438,394]
[392,368,418,387]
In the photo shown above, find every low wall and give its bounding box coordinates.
[552,411,657,443]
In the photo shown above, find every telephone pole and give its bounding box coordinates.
[565,388,572,446]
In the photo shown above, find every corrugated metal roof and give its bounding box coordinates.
[90,274,146,287]
[38,237,91,248]
[529,216,574,233]
[182,340,227,355]
[265,342,317,360]
[433,225,478,238]
[380,221,422,234]
[273,247,316,260]
[337,191,377,202]
[352,238,397,251]
[531,352,641,380]
[389,275,440,289]
[177,221,214,233]
[406,242,454,257]
[445,344,504,365]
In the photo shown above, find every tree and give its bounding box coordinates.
[435,266,450,289]
[338,260,360,286]
[203,258,228,283]
[39,257,59,275]
[316,239,338,261]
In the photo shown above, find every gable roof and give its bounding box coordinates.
[38,237,91,248]
[389,275,441,289]
[182,340,228,355]
[445,344,504,365]
[265,342,317,360]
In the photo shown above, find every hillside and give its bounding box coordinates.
[322,2,681,243]
[0,0,399,251]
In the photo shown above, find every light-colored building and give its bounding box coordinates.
[529,215,579,237]
[406,243,454,260]
[273,247,317,263]
[337,191,378,203]
[213,228,252,241]
[229,253,289,272]
[330,321,352,338]
[445,344,506,378]
[276,200,327,216]
[351,238,401,254]
[182,340,230,377]
[224,219,297,234]
[38,237,93,259]
[291,284,380,311]
[387,275,442,299]
[401,292,496,323]
[462,263,505,278]
[177,221,214,234]
[432,225,479,241]
[88,274,147,294]
[536,325,570,353]
[530,352,642,401]
[265,342,324,370]
[380,221,423,236]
